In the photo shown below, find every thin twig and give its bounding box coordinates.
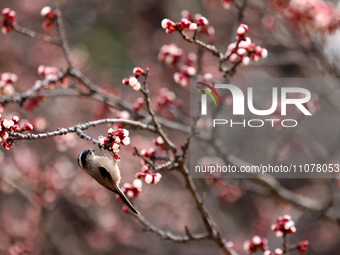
[234,0,249,23]
[178,30,224,58]
[133,147,177,172]
[140,72,177,153]
[56,9,74,67]
[12,23,61,45]
[133,214,210,242]
[283,233,289,255]
[178,29,244,77]
[0,70,68,106]
[196,131,340,222]
[10,118,156,142]
[178,164,238,255]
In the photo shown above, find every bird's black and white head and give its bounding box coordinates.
[77,149,96,169]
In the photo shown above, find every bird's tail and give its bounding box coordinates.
[116,187,139,215]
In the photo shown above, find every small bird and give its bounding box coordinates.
[77,149,139,215]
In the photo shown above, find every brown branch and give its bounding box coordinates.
[234,0,249,22]
[10,118,156,142]
[248,175,327,212]
[178,164,238,255]
[0,69,68,106]
[209,139,339,222]
[283,233,289,255]
[140,72,178,153]
[55,9,74,67]
[0,74,190,136]
[133,146,157,167]
[195,128,340,223]
[69,67,190,134]
[12,23,61,45]
[178,30,224,59]
[133,147,177,172]
[133,214,210,242]
[177,29,245,77]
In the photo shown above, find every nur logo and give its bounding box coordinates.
[196,82,222,115]
[197,82,312,116]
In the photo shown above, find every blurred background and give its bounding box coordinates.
[0,0,339,254]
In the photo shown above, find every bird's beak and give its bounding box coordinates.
[91,148,95,152]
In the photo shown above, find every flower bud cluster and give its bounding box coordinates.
[161,18,176,34]
[1,8,16,34]
[140,147,156,160]
[0,72,17,97]
[272,0,340,34]
[173,52,197,87]
[40,6,59,30]
[0,114,33,150]
[122,67,145,91]
[240,215,309,255]
[158,44,183,67]
[161,10,215,42]
[135,165,162,185]
[122,179,142,199]
[243,235,268,253]
[98,128,130,161]
[182,10,215,41]
[226,24,268,66]
[271,214,296,237]
[153,88,183,113]
[38,65,68,89]
[117,179,142,213]
[261,215,309,254]
[158,43,197,87]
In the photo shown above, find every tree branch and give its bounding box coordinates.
[10,118,156,142]
[178,164,238,255]
[209,140,340,222]
[133,214,210,243]
[140,72,178,153]
[12,23,61,45]
[56,9,74,68]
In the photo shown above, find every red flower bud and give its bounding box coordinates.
[122,78,130,85]
[133,67,144,78]
[298,240,309,254]
[41,6,53,19]
[135,172,145,179]
[22,123,33,132]
[12,125,20,132]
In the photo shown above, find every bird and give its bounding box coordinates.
[77,149,139,215]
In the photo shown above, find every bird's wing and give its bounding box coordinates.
[98,167,139,215]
